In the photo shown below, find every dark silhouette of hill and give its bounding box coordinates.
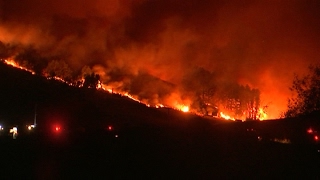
[0,61,320,179]
[1,60,320,141]
[0,61,201,129]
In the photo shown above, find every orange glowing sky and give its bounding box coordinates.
[1,0,320,119]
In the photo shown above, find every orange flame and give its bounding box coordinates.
[3,59,35,75]
[220,112,235,120]
[257,108,268,121]
[2,58,269,117]
[180,105,189,112]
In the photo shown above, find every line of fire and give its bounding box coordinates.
[0,58,267,121]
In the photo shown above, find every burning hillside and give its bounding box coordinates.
[1,58,267,120]
[1,1,320,119]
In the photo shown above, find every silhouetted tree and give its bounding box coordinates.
[83,73,101,89]
[182,67,217,115]
[219,83,260,120]
[44,60,73,81]
[285,65,320,117]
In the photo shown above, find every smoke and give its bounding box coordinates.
[1,0,320,118]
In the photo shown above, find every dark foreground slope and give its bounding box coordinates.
[0,62,319,179]
[0,120,319,179]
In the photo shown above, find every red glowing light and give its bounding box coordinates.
[314,135,319,141]
[108,126,113,131]
[307,128,313,134]
[54,126,61,132]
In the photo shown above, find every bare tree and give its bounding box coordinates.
[285,65,320,117]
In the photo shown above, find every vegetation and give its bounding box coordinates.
[83,73,101,89]
[182,67,262,119]
[285,65,320,117]
[44,60,73,81]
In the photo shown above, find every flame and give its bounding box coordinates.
[155,104,164,108]
[181,105,189,112]
[47,76,68,83]
[173,104,189,113]
[2,59,35,74]
[2,58,270,117]
[220,112,235,120]
[257,108,268,120]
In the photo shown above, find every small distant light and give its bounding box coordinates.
[307,128,313,134]
[27,125,36,130]
[9,127,18,139]
[108,126,113,131]
[54,126,61,132]
[258,136,262,141]
[314,135,319,141]
[115,134,118,138]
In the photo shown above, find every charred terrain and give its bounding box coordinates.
[0,62,319,179]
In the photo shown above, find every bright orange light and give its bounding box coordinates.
[257,108,267,120]
[3,59,35,74]
[155,104,164,108]
[174,104,189,112]
[181,106,189,112]
[220,112,235,120]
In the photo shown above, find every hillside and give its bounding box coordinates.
[0,61,204,129]
[0,61,319,179]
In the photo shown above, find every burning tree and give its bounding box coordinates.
[83,73,101,89]
[182,67,262,119]
[182,67,218,115]
[44,60,73,81]
[79,66,101,89]
[219,84,261,120]
[285,65,320,117]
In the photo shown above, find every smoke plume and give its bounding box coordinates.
[1,0,320,118]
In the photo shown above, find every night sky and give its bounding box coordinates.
[1,0,320,118]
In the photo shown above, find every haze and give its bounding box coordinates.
[1,0,320,118]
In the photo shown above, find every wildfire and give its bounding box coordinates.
[2,59,35,75]
[173,104,189,113]
[123,93,141,103]
[181,106,189,112]
[47,76,68,83]
[257,108,268,121]
[220,112,235,120]
[155,104,164,108]
[2,58,270,118]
